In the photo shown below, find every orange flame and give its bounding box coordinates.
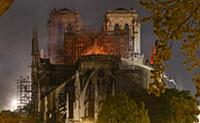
[85,41,107,55]
[150,47,156,65]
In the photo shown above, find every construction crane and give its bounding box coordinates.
[0,0,14,16]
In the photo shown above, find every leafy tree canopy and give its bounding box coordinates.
[0,110,38,123]
[99,89,200,123]
[139,0,200,96]
[136,89,200,123]
[97,93,151,123]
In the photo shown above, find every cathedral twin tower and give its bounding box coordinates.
[48,8,142,65]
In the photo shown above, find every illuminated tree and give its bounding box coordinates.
[0,0,14,16]
[97,88,199,123]
[97,93,150,123]
[140,0,200,96]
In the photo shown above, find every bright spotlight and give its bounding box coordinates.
[9,98,18,111]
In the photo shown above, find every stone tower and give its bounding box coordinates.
[48,8,81,64]
[104,8,141,59]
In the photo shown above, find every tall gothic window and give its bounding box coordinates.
[114,23,120,32]
[67,23,73,33]
[124,23,129,35]
[58,22,62,32]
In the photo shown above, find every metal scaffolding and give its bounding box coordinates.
[61,26,129,64]
[68,30,128,64]
[47,8,131,65]
[17,76,32,109]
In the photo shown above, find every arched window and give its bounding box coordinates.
[58,23,62,32]
[124,23,129,34]
[66,23,73,33]
[114,23,120,32]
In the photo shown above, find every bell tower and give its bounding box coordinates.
[104,8,141,59]
[48,8,81,64]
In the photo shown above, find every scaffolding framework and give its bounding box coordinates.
[17,76,32,109]
[48,26,129,65]
[64,29,129,64]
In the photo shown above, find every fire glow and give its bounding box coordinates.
[54,31,128,64]
[85,41,108,55]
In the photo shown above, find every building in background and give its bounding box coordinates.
[104,8,142,59]
[48,8,82,64]
[29,8,153,123]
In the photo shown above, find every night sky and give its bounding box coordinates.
[0,0,196,110]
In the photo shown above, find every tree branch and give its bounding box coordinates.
[168,3,200,41]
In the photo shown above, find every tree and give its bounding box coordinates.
[97,93,151,123]
[0,110,38,123]
[97,88,199,123]
[169,90,200,123]
[0,0,14,16]
[139,0,200,96]
[137,89,200,123]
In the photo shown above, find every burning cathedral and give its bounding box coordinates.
[31,8,152,123]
